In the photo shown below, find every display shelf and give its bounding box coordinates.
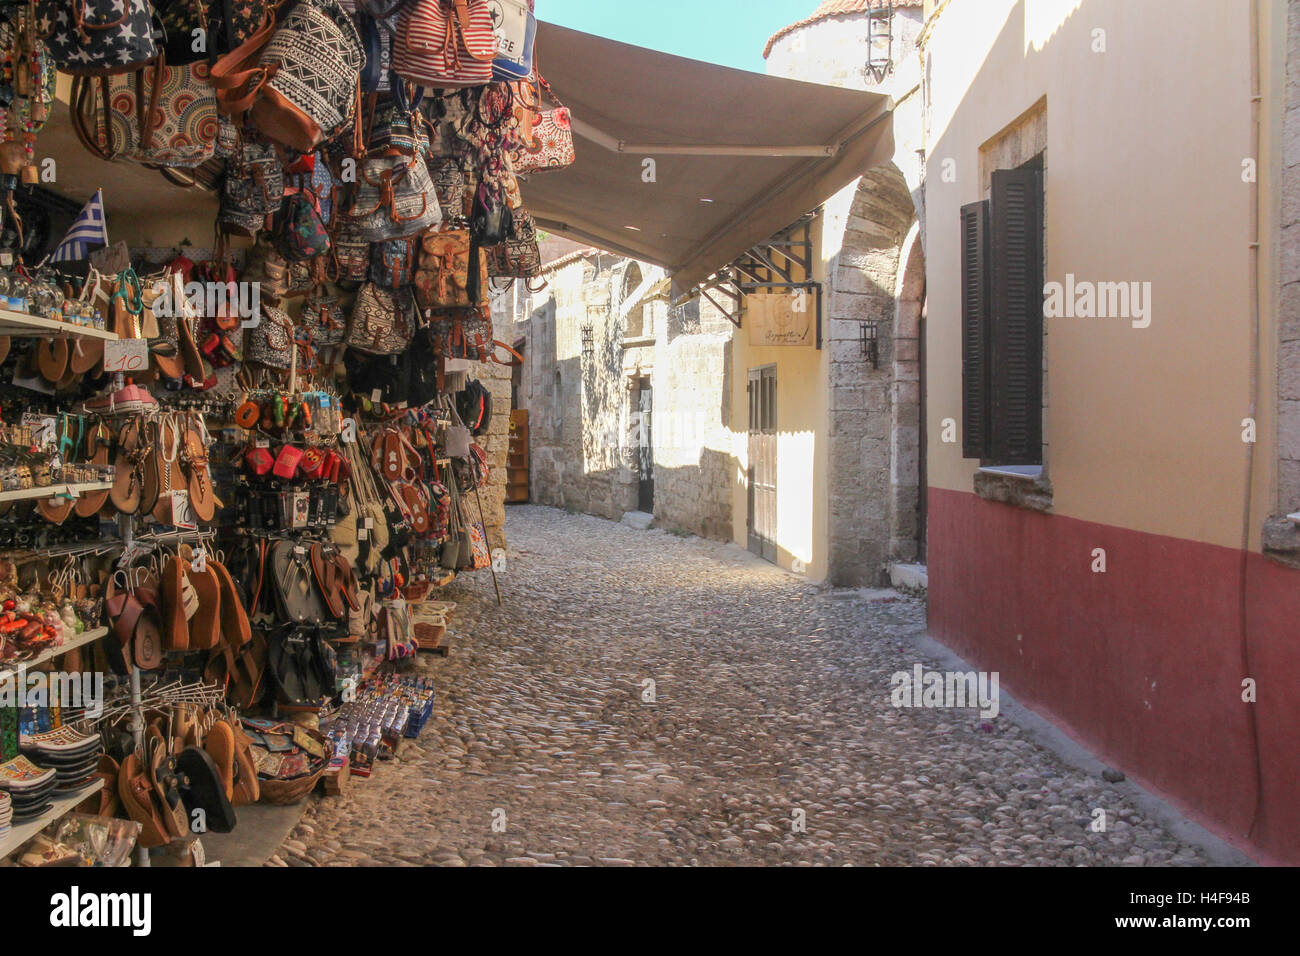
[0,308,119,341]
[0,627,110,685]
[0,778,104,860]
[0,481,112,504]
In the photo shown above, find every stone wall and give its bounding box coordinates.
[1266,0,1300,564]
[766,3,928,585]
[825,166,917,586]
[650,299,734,541]
[476,290,516,553]
[513,252,734,541]
[765,5,924,92]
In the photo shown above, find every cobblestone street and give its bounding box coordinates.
[269,506,1209,867]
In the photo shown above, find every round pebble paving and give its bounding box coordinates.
[267,505,1210,868]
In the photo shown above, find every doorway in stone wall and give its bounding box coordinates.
[632,375,654,513]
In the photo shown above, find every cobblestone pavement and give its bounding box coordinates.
[267,505,1209,867]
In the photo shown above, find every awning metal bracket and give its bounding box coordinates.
[686,215,821,339]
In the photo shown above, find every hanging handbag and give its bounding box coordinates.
[206,0,269,60]
[242,233,290,300]
[413,228,485,309]
[506,76,540,154]
[277,182,332,261]
[365,82,431,156]
[487,207,540,278]
[440,473,465,569]
[470,178,512,245]
[302,280,348,349]
[220,139,284,236]
[394,0,496,89]
[508,77,574,174]
[487,0,534,81]
[244,304,296,369]
[347,282,415,355]
[465,518,490,570]
[37,0,158,75]
[70,60,219,167]
[443,397,471,457]
[331,215,371,280]
[358,11,390,93]
[156,0,210,65]
[210,0,364,153]
[347,150,442,242]
[429,156,468,221]
[369,234,419,289]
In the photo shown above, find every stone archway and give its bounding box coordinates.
[890,222,926,565]
[826,164,920,587]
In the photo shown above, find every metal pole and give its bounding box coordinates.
[118,505,150,868]
[472,481,502,607]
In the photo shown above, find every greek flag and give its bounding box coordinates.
[49,189,108,263]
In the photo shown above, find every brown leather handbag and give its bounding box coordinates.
[413,228,487,309]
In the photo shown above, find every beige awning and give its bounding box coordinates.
[525,21,895,292]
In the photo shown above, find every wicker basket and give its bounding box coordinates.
[254,725,331,805]
[410,600,455,650]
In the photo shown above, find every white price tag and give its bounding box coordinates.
[21,413,57,448]
[103,338,150,374]
[170,489,196,530]
[117,543,149,568]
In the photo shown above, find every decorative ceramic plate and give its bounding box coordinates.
[0,756,57,791]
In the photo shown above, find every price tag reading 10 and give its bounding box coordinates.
[102,338,150,374]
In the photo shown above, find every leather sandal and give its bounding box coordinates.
[175,745,236,833]
[75,754,121,817]
[161,554,193,651]
[110,420,144,515]
[182,416,217,522]
[230,720,260,806]
[152,416,187,524]
[203,719,236,802]
[180,546,221,651]
[74,422,112,517]
[139,419,163,517]
[36,336,69,382]
[209,559,251,649]
[117,752,170,848]
[272,540,327,625]
[311,542,345,619]
[36,487,75,525]
[69,334,102,374]
[204,630,267,712]
[147,728,189,840]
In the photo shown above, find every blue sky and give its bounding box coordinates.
[539,1,811,74]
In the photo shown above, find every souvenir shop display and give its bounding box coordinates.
[0,0,545,866]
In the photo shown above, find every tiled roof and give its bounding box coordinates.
[763,0,923,58]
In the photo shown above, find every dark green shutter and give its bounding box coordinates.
[960,200,991,459]
[989,167,1044,465]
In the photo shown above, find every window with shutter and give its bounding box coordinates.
[961,200,991,459]
[989,165,1044,465]
[959,161,1045,467]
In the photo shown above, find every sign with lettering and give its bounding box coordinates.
[746,290,816,347]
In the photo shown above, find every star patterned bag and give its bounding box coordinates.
[37,0,159,76]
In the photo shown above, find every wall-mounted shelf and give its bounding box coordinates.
[0,778,104,861]
[0,481,112,504]
[0,308,118,342]
[0,627,110,686]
